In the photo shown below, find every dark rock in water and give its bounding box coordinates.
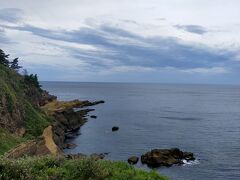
[65,153,86,160]
[90,153,105,160]
[65,133,76,139]
[76,132,81,136]
[66,153,105,160]
[183,152,195,161]
[66,143,77,149]
[112,126,119,131]
[141,148,195,167]
[81,100,105,108]
[128,156,139,165]
[90,115,97,119]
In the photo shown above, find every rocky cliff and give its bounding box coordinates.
[0,63,104,157]
[0,64,55,137]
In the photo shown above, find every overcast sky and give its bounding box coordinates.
[0,0,240,84]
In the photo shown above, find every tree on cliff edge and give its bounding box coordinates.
[24,73,41,89]
[0,49,10,67]
[10,58,22,71]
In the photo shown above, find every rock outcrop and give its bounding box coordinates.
[43,100,104,150]
[6,125,62,158]
[128,156,139,165]
[65,153,105,160]
[141,148,195,167]
[5,99,105,157]
[112,126,119,132]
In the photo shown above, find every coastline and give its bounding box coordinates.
[6,98,105,158]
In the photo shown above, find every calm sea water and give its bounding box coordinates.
[41,82,240,180]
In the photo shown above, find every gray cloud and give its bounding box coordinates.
[174,25,208,35]
[0,23,236,72]
[0,8,23,23]
[0,28,11,43]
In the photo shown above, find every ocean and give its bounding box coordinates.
[41,82,240,180]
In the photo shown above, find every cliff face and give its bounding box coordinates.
[0,63,104,157]
[0,64,55,137]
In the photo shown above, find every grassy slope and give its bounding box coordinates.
[0,64,51,154]
[0,156,168,180]
[0,128,24,155]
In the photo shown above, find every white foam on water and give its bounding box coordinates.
[182,159,200,166]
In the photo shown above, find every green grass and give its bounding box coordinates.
[0,64,51,140]
[0,156,168,180]
[0,128,25,155]
[24,102,52,138]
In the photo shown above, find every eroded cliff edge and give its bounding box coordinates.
[0,62,104,158]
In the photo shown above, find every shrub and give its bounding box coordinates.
[0,156,168,180]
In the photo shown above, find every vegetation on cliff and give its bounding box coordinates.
[0,49,168,179]
[0,49,55,154]
[0,128,24,155]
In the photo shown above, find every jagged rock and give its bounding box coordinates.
[46,100,104,151]
[128,156,139,165]
[90,153,105,160]
[141,148,195,167]
[66,143,77,149]
[65,153,87,160]
[39,90,57,106]
[65,153,105,160]
[112,126,119,132]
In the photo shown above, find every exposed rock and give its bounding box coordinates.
[66,143,77,149]
[65,134,76,139]
[6,139,50,158]
[112,126,119,132]
[51,109,87,149]
[15,127,26,137]
[90,115,97,119]
[65,153,105,160]
[6,126,63,158]
[81,100,105,107]
[90,153,105,160]
[41,100,104,116]
[42,126,63,156]
[128,156,139,165]
[39,90,57,106]
[141,148,195,167]
[45,100,104,150]
[183,152,195,161]
[65,153,86,160]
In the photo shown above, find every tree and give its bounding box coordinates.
[10,58,22,71]
[24,73,41,89]
[22,69,28,76]
[0,49,10,67]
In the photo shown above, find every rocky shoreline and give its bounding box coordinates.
[5,91,196,168]
[6,97,105,158]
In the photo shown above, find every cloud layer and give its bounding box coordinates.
[0,0,240,84]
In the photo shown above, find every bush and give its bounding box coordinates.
[0,156,168,180]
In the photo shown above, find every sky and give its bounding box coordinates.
[0,0,240,84]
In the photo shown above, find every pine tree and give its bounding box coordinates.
[0,49,10,67]
[10,58,22,71]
